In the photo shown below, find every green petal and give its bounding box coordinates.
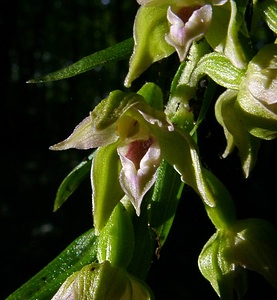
[49,91,144,150]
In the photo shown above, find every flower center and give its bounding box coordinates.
[125,138,153,170]
[176,6,201,23]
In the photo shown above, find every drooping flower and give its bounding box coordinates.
[124,0,228,86]
[165,4,212,61]
[51,83,236,232]
[50,88,170,218]
[199,218,277,298]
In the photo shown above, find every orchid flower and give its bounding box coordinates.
[125,0,227,86]
[50,88,169,218]
[50,83,235,232]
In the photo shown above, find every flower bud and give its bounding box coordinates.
[52,261,153,300]
[97,202,135,269]
[199,218,277,298]
[236,44,277,139]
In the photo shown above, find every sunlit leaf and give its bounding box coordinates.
[27,38,133,83]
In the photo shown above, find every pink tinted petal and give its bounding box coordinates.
[118,139,161,215]
[165,5,212,61]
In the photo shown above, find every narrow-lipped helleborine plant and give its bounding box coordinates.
[7,0,277,299]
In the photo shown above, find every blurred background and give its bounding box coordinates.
[1,1,277,299]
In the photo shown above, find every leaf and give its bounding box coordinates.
[27,38,134,83]
[6,228,98,300]
[148,159,184,249]
[54,152,94,211]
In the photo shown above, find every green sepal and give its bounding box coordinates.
[6,228,98,300]
[223,0,251,68]
[153,125,237,226]
[206,0,251,68]
[215,89,260,177]
[190,52,245,90]
[205,1,231,51]
[27,38,133,83]
[92,142,124,234]
[53,152,94,211]
[97,202,135,269]
[124,5,174,87]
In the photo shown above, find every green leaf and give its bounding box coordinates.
[27,38,134,83]
[6,228,98,300]
[148,159,184,250]
[53,152,94,211]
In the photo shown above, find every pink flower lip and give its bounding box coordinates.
[125,138,154,170]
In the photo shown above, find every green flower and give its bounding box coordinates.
[50,83,235,231]
[213,44,277,176]
[50,89,169,218]
[125,0,228,86]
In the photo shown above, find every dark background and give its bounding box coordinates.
[1,1,277,299]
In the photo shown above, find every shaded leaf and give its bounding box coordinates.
[6,228,98,300]
[54,152,94,211]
